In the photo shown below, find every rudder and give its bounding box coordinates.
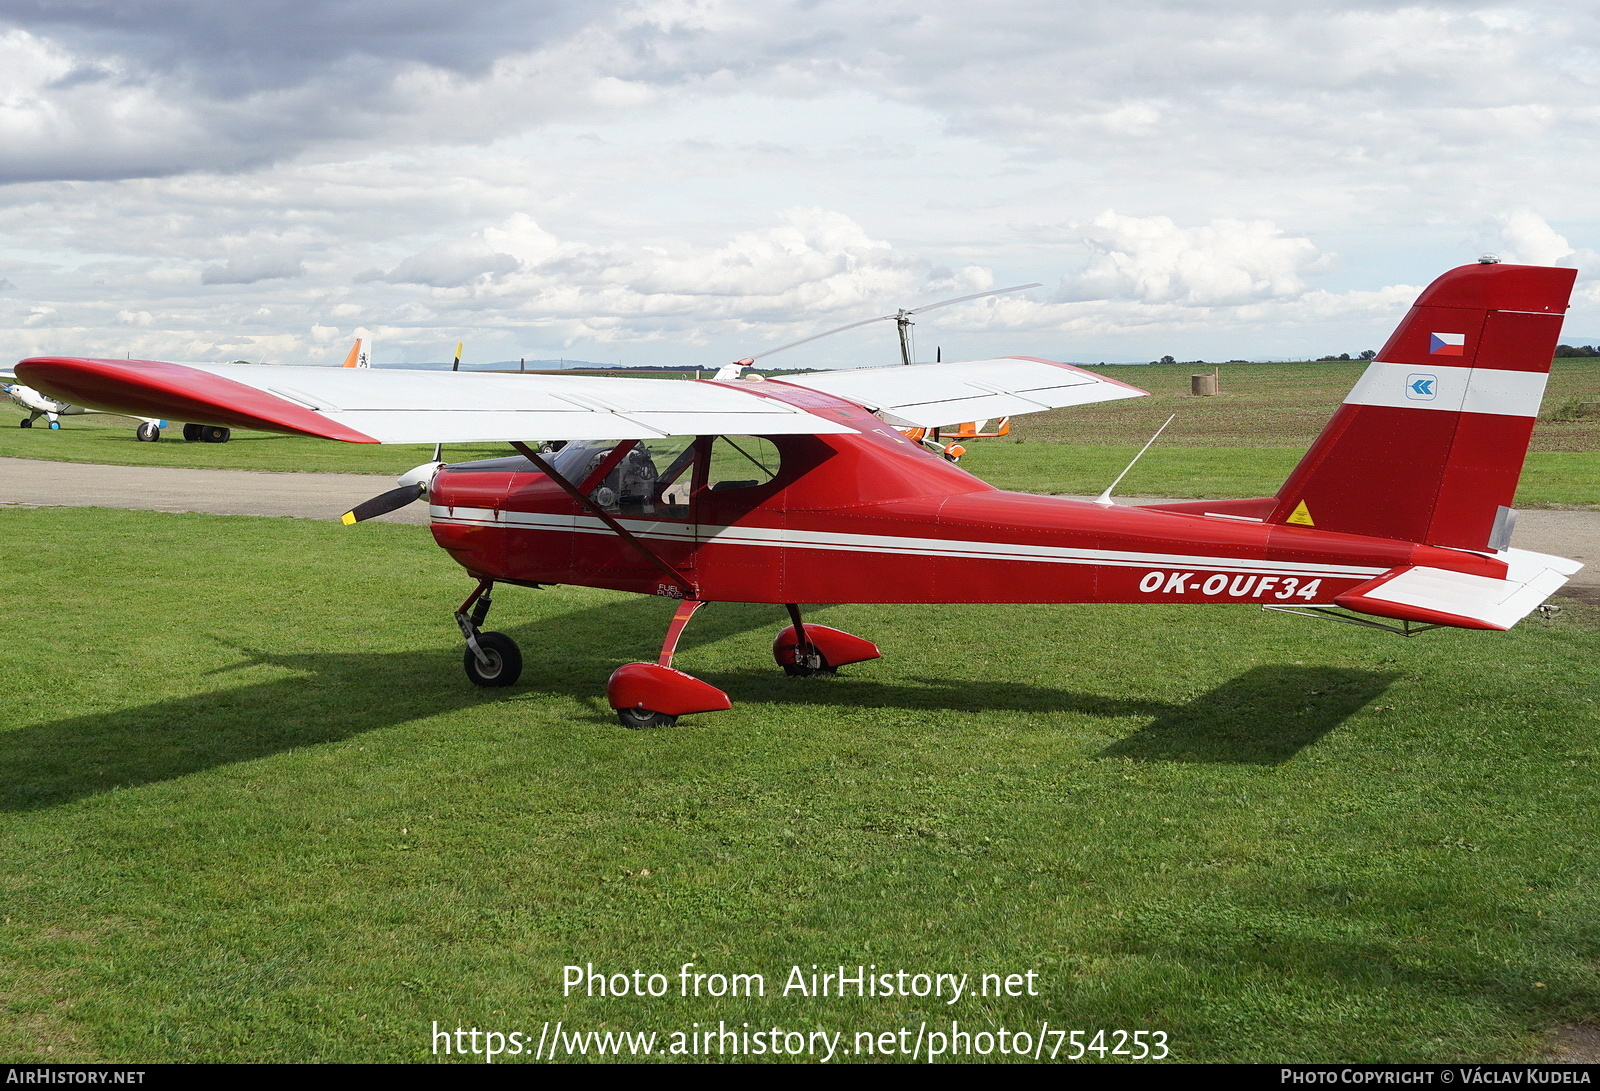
[1268,262,1575,550]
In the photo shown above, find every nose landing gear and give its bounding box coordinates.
[456,580,522,688]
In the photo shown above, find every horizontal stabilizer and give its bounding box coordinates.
[774,356,1147,428]
[1334,548,1582,631]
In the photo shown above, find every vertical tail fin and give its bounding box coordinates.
[340,338,370,368]
[1269,262,1575,550]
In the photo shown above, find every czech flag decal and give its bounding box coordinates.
[1430,332,1466,356]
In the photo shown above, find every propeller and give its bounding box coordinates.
[341,461,443,525]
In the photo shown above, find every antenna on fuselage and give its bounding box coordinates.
[1094,414,1176,507]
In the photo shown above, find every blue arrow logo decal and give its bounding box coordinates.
[1406,373,1438,401]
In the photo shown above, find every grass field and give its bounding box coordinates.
[3,507,1598,1063]
[1007,359,1600,453]
[4,359,1599,507]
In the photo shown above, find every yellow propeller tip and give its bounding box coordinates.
[340,511,358,526]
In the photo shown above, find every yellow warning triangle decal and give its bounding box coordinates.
[1286,500,1314,526]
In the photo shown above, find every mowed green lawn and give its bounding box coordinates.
[2,507,1598,1063]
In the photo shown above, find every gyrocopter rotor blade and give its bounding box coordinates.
[739,282,1043,368]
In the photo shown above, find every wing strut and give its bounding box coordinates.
[511,442,697,598]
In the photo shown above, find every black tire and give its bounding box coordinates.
[616,707,678,729]
[47,420,59,430]
[201,426,231,443]
[135,422,160,442]
[182,423,203,442]
[18,418,31,428]
[462,631,522,687]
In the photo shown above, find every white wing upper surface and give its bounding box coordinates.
[17,359,858,443]
[15,355,1146,444]
[774,356,1148,428]
[183,363,864,442]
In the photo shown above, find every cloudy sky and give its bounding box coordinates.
[2,0,1598,368]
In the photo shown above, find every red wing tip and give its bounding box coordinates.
[14,355,380,444]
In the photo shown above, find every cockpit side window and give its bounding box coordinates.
[706,436,781,491]
[539,437,697,520]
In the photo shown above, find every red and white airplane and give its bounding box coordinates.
[15,261,1581,727]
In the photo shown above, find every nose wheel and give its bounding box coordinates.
[462,631,521,687]
[455,581,523,688]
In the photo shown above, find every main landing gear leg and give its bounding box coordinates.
[773,605,882,677]
[606,599,731,729]
[457,578,522,687]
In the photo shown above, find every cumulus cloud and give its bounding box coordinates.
[605,209,912,303]
[1058,212,1331,306]
[2,1,1595,189]
[367,237,521,288]
[3,1,589,94]
[201,251,305,284]
[321,209,945,362]
[1482,211,1576,267]
[1,4,1597,365]
[0,5,610,182]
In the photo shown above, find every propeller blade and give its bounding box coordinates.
[341,483,425,525]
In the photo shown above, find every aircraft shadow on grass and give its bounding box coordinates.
[1,596,1393,811]
[1096,665,1398,766]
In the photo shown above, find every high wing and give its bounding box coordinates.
[773,356,1147,428]
[14,357,858,444]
